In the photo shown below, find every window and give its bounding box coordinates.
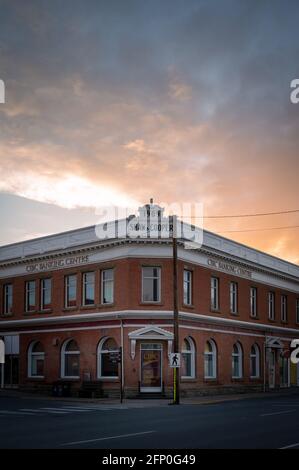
[232,342,243,378]
[97,337,119,378]
[61,339,80,378]
[41,278,52,310]
[183,270,192,306]
[25,280,36,312]
[204,340,217,379]
[250,287,257,317]
[297,299,299,324]
[211,277,219,310]
[181,337,195,378]
[230,282,238,314]
[142,267,161,302]
[281,295,287,322]
[65,274,77,308]
[82,272,95,306]
[250,344,260,378]
[101,269,114,304]
[28,341,45,378]
[3,284,13,315]
[268,292,275,320]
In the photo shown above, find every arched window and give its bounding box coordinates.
[28,341,45,378]
[204,339,217,379]
[250,344,260,378]
[97,337,119,379]
[232,342,243,378]
[61,339,80,378]
[182,337,196,378]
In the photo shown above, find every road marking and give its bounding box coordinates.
[39,408,70,414]
[280,442,299,449]
[0,410,35,415]
[260,410,294,417]
[60,430,156,446]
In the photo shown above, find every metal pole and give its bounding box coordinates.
[172,215,180,404]
[119,346,123,404]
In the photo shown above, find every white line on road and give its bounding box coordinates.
[260,410,294,417]
[60,430,156,446]
[279,442,299,449]
[39,408,70,414]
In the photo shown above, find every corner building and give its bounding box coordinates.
[0,203,299,398]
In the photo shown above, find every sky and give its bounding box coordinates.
[0,0,299,263]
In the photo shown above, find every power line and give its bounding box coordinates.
[214,225,299,234]
[180,209,299,219]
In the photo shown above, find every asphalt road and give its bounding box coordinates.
[0,394,299,449]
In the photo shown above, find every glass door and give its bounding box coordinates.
[140,343,162,392]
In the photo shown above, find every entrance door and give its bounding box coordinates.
[4,355,19,388]
[269,351,275,389]
[280,356,289,388]
[140,343,162,393]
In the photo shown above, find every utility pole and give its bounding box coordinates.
[172,215,180,404]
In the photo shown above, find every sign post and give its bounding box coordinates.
[109,348,123,403]
[172,215,180,405]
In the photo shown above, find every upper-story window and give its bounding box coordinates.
[142,267,161,302]
[296,299,299,324]
[3,283,13,315]
[82,272,95,306]
[65,274,77,308]
[211,277,219,310]
[101,269,114,304]
[230,282,238,314]
[25,280,36,312]
[41,278,52,310]
[281,295,287,323]
[268,292,275,321]
[183,270,192,306]
[250,287,257,317]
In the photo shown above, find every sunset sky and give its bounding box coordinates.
[0,0,298,263]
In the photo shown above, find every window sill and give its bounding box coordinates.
[62,307,78,312]
[250,315,260,320]
[80,305,96,310]
[99,302,115,308]
[182,304,195,309]
[97,377,119,381]
[60,377,80,381]
[203,378,218,383]
[23,311,38,315]
[210,308,221,314]
[28,376,45,380]
[181,377,196,382]
[38,309,53,314]
[140,302,164,306]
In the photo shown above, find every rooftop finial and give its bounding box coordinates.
[150,198,154,204]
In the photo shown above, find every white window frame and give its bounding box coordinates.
[41,278,52,311]
[27,341,45,378]
[250,343,260,378]
[268,291,275,320]
[183,270,192,306]
[101,269,114,304]
[61,339,80,379]
[3,283,13,315]
[211,277,219,310]
[65,274,77,308]
[204,339,217,379]
[230,282,238,314]
[281,295,287,322]
[82,272,95,306]
[97,337,119,380]
[181,337,196,379]
[250,287,257,317]
[25,280,36,312]
[232,342,243,378]
[142,266,161,303]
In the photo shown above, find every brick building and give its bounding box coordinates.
[0,202,299,397]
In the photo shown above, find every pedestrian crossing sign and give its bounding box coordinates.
[169,353,181,368]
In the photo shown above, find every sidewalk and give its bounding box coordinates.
[1,387,298,407]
